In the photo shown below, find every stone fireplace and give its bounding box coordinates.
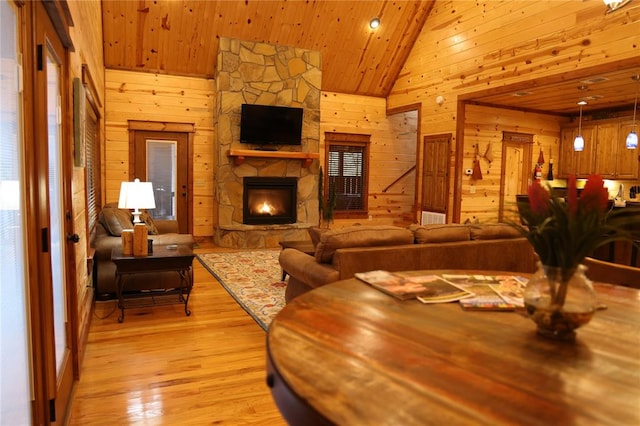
[213,37,321,248]
[243,177,297,225]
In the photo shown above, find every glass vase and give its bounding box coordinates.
[524,262,597,341]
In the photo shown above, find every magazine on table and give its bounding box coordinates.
[355,270,474,302]
[444,274,528,310]
[489,275,528,308]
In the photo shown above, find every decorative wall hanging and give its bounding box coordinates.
[483,142,493,163]
[472,144,483,180]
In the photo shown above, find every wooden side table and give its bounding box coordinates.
[111,244,196,322]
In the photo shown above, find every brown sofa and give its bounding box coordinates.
[94,204,195,300]
[279,223,537,302]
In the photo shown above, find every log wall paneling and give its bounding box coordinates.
[320,92,418,227]
[104,70,216,238]
[460,105,565,224]
[65,0,106,375]
[388,0,640,222]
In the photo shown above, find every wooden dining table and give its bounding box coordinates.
[266,271,640,426]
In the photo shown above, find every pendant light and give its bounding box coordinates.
[574,101,587,152]
[626,74,639,150]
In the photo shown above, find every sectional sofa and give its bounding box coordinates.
[279,223,537,302]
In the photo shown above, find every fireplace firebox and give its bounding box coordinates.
[243,177,297,225]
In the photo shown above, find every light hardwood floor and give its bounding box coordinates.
[66,246,287,425]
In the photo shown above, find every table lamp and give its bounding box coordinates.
[118,178,156,223]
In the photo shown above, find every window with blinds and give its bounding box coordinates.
[84,100,100,237]
[324,133,370,217]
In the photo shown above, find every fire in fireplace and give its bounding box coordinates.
[243,177,297,225]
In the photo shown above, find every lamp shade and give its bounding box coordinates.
[573,135,585,152]
[118,178,156,222]
[627,131,638,150]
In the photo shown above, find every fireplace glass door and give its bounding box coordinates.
[243,177,297,225]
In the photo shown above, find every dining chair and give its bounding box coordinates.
[583,257,640,289]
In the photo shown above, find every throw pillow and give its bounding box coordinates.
[99,208,134,237]
[139,210,160,235]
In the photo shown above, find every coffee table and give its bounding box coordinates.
[267,270,640,425]
[111,244,196,322]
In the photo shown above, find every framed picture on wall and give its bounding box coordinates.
[73,77,85,167]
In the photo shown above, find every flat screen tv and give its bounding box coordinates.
[240,104,303,146]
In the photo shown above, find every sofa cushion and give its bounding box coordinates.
[315,225,413,264]
[470,223,522,240]
[139,210,159,235]
[99,207,133,236]
[414,224,470,244]
[308,226,328,248]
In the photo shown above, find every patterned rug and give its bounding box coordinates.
[197,250,286,331]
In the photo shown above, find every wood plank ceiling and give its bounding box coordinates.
[101,0,640,113]
[101,0,434,98]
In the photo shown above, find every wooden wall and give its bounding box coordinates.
[462,104,566,223]
[387,0,640,222]
[66,0,106,368]
[320,92,418,227]
[104,70,216,238]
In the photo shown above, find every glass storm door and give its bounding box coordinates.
[35,1,75,421]
[46,40,68,382]
[133,130,189,233]
[147,139,177,220]
[0,1,31,423]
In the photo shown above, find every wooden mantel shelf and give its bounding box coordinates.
[227,149,320,167]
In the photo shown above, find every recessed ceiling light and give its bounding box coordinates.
[512,91,533,97]
[369,17,380,29]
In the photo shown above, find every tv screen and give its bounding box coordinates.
[240,104,303,146]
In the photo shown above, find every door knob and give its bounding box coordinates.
[67,233,80,243]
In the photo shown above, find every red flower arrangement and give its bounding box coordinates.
[516,174,638,272]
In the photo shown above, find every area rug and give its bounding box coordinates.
[197,250,286,331]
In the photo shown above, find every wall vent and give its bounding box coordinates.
[421,211,446,225]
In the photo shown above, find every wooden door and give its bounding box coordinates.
[421,134,450,214]
[499,132,532,222]
[131,130,190,233]
[32,1,76,422]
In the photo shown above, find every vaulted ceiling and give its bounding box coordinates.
[101,0,434,98]
[101,0,640,114]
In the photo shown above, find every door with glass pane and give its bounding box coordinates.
[133,130,190,233]
[0,1,31,424]
[33,2,75,422]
